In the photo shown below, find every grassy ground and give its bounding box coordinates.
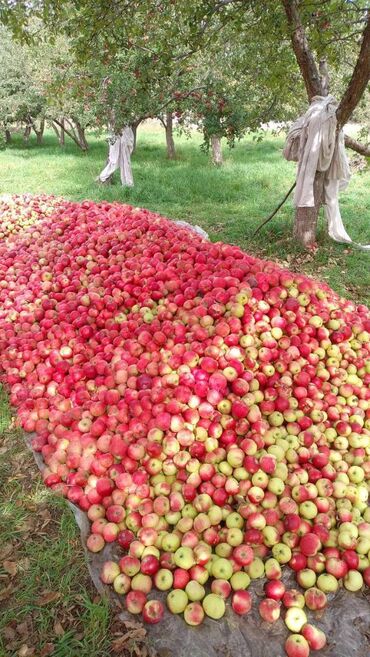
[0,124,369,302]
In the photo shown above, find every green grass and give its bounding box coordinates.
[1,124,369,303]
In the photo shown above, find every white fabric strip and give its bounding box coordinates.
[284,96,369,250]
[98,126,134,187]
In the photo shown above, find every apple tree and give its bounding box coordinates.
[0,26,46,143]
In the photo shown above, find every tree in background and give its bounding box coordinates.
[0,26,94,150]
[281,0,369,244]
[0,26,46,144]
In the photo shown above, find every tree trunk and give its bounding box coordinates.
[75,121,88,151]
[59,118,65,145]
[23,125,31,142]
[282,0,323,100]
[131,122,138,154]
[34,118,45,145]
[51,121,60,141]
[165,112,176,159]
[5,129,11,144]
[211,135,223,166]
[293,171,325,247]
[52,120,66,146]
[56,118,88,151]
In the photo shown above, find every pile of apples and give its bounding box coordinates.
[0,194,63,241]
[0,196,369,657]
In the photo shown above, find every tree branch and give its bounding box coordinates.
[52,118,85,149]
[282,0,323,99]
[344,134,370,157]
[319,58,329,96]
[282,1,370,157]
[157,116,167,129]
[336,12,370,128]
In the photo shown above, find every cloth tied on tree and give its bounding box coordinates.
[284,95,369,249]
[98,126,134,186]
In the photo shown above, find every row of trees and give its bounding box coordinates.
[0,20,305,163]
[0,27,103,151]
[0,1,369,243]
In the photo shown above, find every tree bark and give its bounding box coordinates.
[5,129,11,144]
[33,118,45,145]
[336,13,370,129]
[282,0,323,99]
[211,135,223,166]
[344,134,370,158]
[54,118,88,151]
[130,122,139,153]
[319,59,329,97]
[59,118,65,145]
[52,119,66,146]
[23,125,31,142]
[74,120,88,151]
[165,111,176,159]
[293,171,326,247]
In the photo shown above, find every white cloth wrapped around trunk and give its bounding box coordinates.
[98,126,134,187]
[284,96,369,250]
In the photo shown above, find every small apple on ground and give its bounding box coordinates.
[302,624,327,650]
[285,634,310,657]
[202,593,226,619]
[232,590,252,615]
[142,599,164,624]
[259,598,281,623]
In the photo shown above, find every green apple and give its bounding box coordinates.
[225,512,244,529]
[215,542,233,558]
[230,571,250,591]
[316,573,339,593]
[269,411,284,427]
[344,569,363,591]
[272,543,292,564]
[299,501,318,519]
[212,557,233,580]
[267,477,285,495]
[348,466,365,483]
[296,569,317,589]
[185,580,205,601]
[284,607,307,633]
[182,504,197,519]
[208,505,223,525]
[162,534,181,552]
[247,557,265,579]
[263,526,280,547]
[174,547,195,570]
[154,568,173,591]
[202,593,226,619]
[113,573,131,595]
[227,527,244,546]
[167,589,188,614]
